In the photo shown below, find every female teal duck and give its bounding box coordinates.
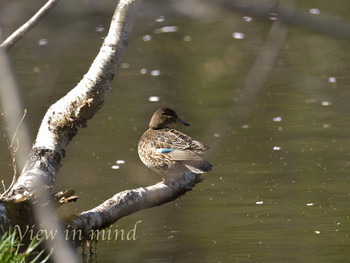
[138,108,213,181]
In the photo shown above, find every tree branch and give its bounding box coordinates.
[4,0,140,200]
[72,174,201,236]
[0,0,60,52]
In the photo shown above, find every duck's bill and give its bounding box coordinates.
[175,118,190,126]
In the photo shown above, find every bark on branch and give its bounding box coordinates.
[5,0,140,201]
[72,174,201,236]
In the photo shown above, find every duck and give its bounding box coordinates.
[138,108,213,182]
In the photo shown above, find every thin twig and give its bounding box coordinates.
[10,109,27,148]
[1,181,6,193]
[0,0,60,52]
[0,109,27,198]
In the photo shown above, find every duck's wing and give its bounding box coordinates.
[169,129,209,153]
[152,129,208,161]
[167,130,213,172]
[147,129,213,174]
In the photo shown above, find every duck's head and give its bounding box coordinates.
[149,108,190,129]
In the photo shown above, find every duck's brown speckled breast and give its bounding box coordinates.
[138,128,174,171]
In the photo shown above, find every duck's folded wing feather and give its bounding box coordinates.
[168,149,203,160]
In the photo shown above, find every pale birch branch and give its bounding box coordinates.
[72,174,201,236]
[0,0,60,52]
[4,0,140,201]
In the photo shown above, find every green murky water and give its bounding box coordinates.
[1,0,350,262]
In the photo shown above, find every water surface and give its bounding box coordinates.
[1,0,350,262]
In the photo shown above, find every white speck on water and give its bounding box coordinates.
[155,16,165,23]
[183,35,192,42]
[309,8,320,15]
[328,77,336,83]
[306,203,314,206]
[150,70,160,76]
[140,68,147,74]
[305,98,317,104]
[154,26,178,34]
[243,16,252,22]
[214,133,220,138]
[314,230,321,235]
[143,34,152,41]
[232,32,245,39]
[148,96,160,102]
[256,201,264,205]
[116,160,125,164]
[273,146,281,151]
[111,165,120,169]
[95,25,105,32]
[120,63,130,69]
[322,124,330,128]
[38,39,48,46]
[242,124,249,129]
[273,116,282,122]
[321,101,332,106]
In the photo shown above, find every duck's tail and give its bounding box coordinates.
[184,159,214,174]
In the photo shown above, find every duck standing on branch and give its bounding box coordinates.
[138,108,213,183]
